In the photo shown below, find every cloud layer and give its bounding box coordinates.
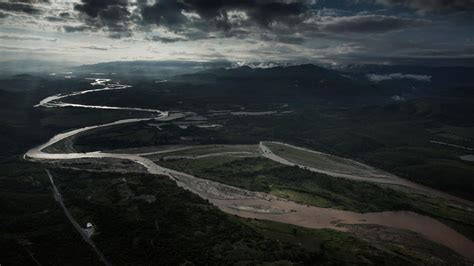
[374,0,474,13]
[0,0,472,65]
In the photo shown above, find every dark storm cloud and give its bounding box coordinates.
[140,0,187,27]
[67,0,434,43]
[139,0,307,27]
[183,0,307,27]
[69,0,310,40]
[45,16,64,22]
[1,0,471,65]
[74,0,127,18]
[73,0,132,37]
[0,0,438,46]
[63,25,91,33]
[262,34,306,44]
[0,2,41,14]
[374,0,474,13]
[59,12,70,18]
[147,35,187,43]
[321,15,431,33]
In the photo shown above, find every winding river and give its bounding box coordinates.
[25,78,474,262]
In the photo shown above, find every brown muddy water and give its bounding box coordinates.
[212,197,474,261]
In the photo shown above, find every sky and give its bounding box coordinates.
[0,0,473,66]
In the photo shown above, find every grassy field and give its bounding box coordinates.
[263,141,376,174]
[2,157,470,265]
[157,156,474,241]
[2,73,473,264]
[43,168,431,265]
[48,169,313,265]
[157,156,413,211]
[71,100,474,202]
[244,220,467,265]
[146,144,259,160]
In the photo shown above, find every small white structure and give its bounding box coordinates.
[84,222,95,239]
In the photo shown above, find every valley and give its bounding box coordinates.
[2,1,473,264]
[14,74,473,264]
[1,64,473,265]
